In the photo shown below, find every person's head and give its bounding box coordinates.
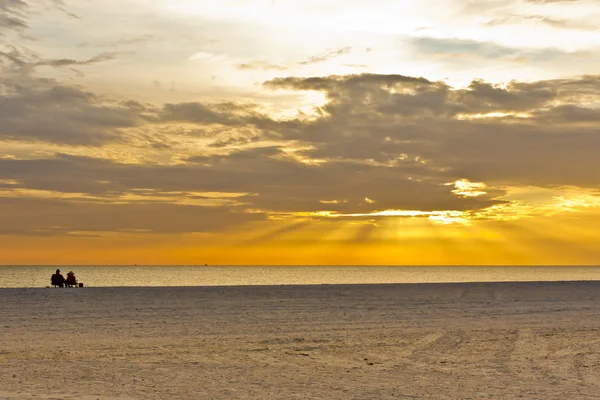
[56,269,60,274]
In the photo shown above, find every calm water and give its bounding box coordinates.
[1,265,600,288]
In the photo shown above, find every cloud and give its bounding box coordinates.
[0,0,28,8]
[78,35,155,48]
[486,14,598,30]
[412,37,518,59]
[0,14,27,30]
[0,0,69,35]
[0,45,129,73]
[298,46,352,65]
[409,37,587,64]
[33,52,127,68]
[160,101,269,126]
[0,195,266,235]
[236,61,288,71]
[5,69,600,193]
[0,0,28,35]
[3,0,600,242]
[0,12,141,146]
[265,73,432,92]
[207,135,262,148]
[525,0,585,3]
[0,144,505,226]
[264,73,600,188]
[0,78,149,145]
[3,2,600,235]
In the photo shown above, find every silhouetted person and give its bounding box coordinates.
[51,269,65,287]
[65,271,78,287]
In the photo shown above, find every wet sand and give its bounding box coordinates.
[1,282,600,399]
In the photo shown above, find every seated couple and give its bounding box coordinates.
[51,269,79,287]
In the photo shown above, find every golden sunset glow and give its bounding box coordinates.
[2,0,600,265]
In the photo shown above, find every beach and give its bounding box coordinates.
[2,282,600,399]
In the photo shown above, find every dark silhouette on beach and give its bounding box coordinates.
[65,271,78,287]
[51,269,65,287]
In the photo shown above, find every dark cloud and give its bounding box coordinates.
[0,196,266,235]
[0,7,141,146]
[0,145,504,224]
[2,58,600,235]
[207,135,262,148]
[457,79,557,112]
[2,0,600,240]
[159,101,277,131]
[264,73,600,187]
[432,123,600,185]
[161,102,247,126]
[4,70,599,189]
[0,79,148,145]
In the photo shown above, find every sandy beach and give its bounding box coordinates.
[2,282,600,399]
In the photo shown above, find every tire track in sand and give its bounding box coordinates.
[507,328,552,382]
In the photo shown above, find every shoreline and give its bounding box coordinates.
[3,278,600,290]
[3,265,600,289]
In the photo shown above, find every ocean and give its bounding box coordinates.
[1,265,600,288]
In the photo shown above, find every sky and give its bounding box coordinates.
[1,0,600,265]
